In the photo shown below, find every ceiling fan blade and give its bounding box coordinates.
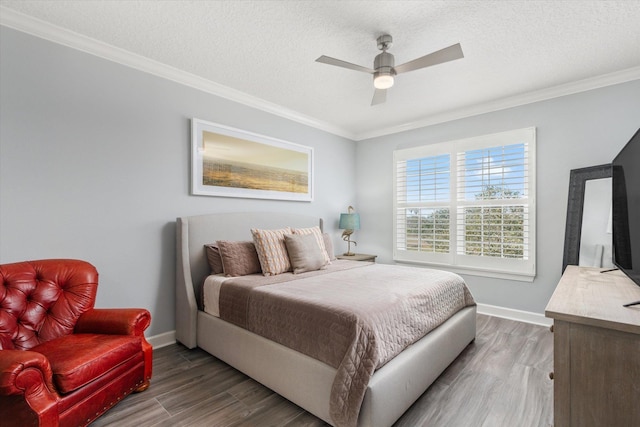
[371,88,387,105]
[394,43,464,74]
[316,55,375,74]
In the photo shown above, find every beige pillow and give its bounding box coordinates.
[204,244,224,274]
[284,233,328,274]
[322,232,336,261]
[292,226,331,264]
[251,227,292,276]
[216,240,262,277]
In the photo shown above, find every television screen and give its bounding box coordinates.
[612,128,640,286]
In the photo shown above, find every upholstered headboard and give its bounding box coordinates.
[175,212,322,348]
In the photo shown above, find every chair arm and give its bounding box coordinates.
[75,308,151,336]
[0,350,57,396]
[0,350,58,425]
[75,308,154,384]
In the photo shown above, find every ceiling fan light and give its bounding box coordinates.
[374,74,394,89]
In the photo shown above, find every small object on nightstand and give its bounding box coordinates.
[339,206,360,256]
[336,253,377,262]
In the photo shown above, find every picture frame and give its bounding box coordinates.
[191,118,313,201]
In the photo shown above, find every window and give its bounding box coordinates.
[393,127,536,281]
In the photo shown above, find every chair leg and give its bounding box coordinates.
[134,380,150,392]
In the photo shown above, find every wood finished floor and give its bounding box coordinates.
[92,314,553,427]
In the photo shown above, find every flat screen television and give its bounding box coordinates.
[612,127,640,288]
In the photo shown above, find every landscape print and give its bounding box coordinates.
[201,130,309,195]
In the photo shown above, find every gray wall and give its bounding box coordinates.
[355,80,640,314]
[0,27,356,336]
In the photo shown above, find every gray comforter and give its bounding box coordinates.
[218,261,475,427]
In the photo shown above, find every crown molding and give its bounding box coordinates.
[0,6,356,140]
[2,6,638,143]
[354,66,640,141]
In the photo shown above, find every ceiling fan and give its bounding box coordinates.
[316,34,464,106]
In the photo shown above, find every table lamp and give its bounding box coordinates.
[339,206,360,256]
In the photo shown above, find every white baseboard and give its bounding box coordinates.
[476,303,553,327]
[147,330,176,349]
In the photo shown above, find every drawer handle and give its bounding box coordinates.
[549,372,554,380]
[550,324,554,333]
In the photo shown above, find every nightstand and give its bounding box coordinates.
[336,253,377,262]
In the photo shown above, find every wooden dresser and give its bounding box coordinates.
[545,266,640,427]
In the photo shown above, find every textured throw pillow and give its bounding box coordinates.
[251,227,292,276]
[284,233,328,274]
[292,226,331,264]
[322,232,336,261]
[204,244,224,274]
[216,240,262,277]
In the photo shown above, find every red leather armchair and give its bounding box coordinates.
[0,259,152,427]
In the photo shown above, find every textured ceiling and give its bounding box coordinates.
[2,0,640,139]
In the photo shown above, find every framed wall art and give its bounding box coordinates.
[191,118,313,201]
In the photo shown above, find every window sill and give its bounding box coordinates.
[393,258,536,282]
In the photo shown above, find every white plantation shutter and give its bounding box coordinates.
[395,154,451,255]
[393,127,536,281]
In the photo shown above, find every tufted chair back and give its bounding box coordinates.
[0,259,98,351]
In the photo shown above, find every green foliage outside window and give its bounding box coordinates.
[404,185,525,258]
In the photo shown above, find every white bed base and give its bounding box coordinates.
[176,212,476,427]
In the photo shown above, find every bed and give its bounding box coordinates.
[176,212,476,427]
